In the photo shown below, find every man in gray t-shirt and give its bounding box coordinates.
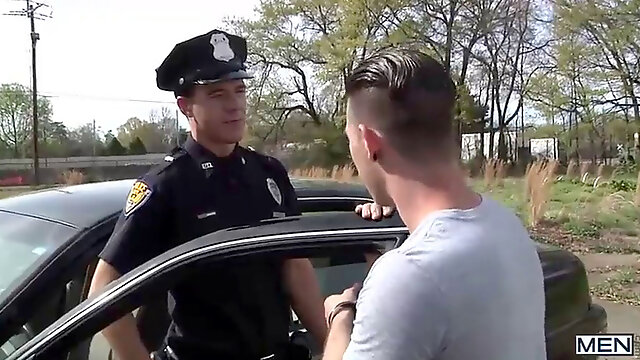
[321,49,546,360]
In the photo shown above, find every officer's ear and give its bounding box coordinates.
[177,96,194,119]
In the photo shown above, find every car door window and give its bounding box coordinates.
[6,225,406,360]
[0,262,94,360]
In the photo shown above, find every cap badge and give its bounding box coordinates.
[210,33,234,62]
[266,178,282,206]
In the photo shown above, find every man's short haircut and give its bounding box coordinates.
[345,48,457,159]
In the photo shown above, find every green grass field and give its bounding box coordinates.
[475,176,640,239]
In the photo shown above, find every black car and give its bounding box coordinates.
[0,179,606,360]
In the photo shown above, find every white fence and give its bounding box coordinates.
[0,154,167,170]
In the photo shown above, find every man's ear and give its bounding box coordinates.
[177,96,193,119]
[358,124,383,161]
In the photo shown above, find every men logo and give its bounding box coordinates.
[576,334,636,356]
[266,178,282,206]
[125,181,152,217]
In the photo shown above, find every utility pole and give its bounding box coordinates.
[29,0,40,184]
[92,119,96,157]
[4,0,52,185]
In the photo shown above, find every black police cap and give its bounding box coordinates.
[156,29,252,95]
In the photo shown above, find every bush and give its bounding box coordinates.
[610,179,636,192]
[60,170,85,185]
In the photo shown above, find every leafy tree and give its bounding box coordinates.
[117,117,165,153]
[0,83,53,157]
[105,137,127,156]
[67,122,105,157]
[128,136,147,155]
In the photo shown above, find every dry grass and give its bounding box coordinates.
[525,160,558,227]
[484,159,497,188]
[580,161,593,180]
[484,159,507,188]
[566,159,579,179]
[60,170,85,185]
[291,165,357,182]
[597,164,614,179]
[496,160,508,185]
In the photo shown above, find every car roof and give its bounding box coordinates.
[0,178,371,229]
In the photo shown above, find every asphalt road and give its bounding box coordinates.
[581,253,640,359]
[594,300,640,359]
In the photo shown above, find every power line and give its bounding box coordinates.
[40,92,177,105]
[0,89,176,105]
[0,89,177,105]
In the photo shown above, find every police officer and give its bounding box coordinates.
[89,29,392,360]
[88,29,330,360]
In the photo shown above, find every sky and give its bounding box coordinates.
[0,0,259,134]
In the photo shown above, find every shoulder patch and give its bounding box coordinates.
[124,180,152,217]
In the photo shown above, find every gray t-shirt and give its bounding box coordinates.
[343,195,546,360]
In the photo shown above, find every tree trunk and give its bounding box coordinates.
[498,126,508,160]
[489,91,496,159]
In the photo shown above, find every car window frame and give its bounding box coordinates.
[8,221,408,360]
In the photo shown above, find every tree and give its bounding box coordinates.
[227,0,406,151]
[105,137,127,156]
[39,121,71,158]
[117,117,166,153]
[0,83,53,157]
[149,107,185,148]
[128,136,147,155]
[68,122,105,157]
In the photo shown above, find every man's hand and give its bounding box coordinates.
[324,283,361,322]
[355,203,394,220]
[322,284,361,360]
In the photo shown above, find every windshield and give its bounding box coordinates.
[0,211,76,304]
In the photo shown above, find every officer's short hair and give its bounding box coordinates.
[345,48,457,159]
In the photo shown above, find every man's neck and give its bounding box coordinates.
[387,164,481,233]
[191,133,236,157]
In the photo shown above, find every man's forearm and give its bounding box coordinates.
[322,311,354,360]
[102,313,151,360]
[284,258,328,347]
[90,261,150,360]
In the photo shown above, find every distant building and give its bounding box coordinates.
[461,131,517,161]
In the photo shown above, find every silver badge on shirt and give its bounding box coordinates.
[266,178,282,205]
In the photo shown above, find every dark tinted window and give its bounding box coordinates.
[0,212,76,304]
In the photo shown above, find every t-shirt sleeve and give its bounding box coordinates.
[99,177,173,275]
[343,252,449,360]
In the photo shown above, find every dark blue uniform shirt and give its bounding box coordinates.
[99,136,300,359]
